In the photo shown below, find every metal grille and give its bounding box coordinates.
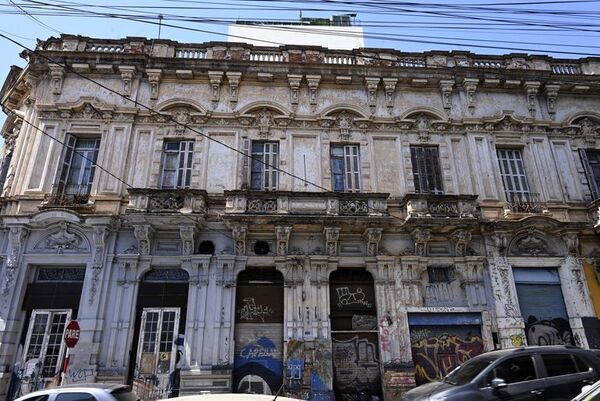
[37,268,85,282]
[497,149,531,201]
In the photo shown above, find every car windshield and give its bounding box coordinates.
[444,355,498,386]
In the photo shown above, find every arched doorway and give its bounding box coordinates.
[233,268,284,395]
[330,268,382,401]
[129,268,189,400]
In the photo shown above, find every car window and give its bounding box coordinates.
[542,354,578,377]
[19,395,49,401]
[491,356,537,384]
[576,356,593,373]
[55,393,96,401]
[444,355,498,386]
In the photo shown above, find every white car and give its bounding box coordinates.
[573,379,600,401]
[14,384,140,401]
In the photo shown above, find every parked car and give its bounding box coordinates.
[572,378,600,401]
[168,395,300,401]
[14,384,140,401]
[402,345,600,401]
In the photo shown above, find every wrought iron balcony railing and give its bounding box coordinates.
[505,192,547,214]
[400,193,479,220]
[126,188,207,213]
[42,184,91,207]
[225,190,389,216]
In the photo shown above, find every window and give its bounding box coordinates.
[491,356,537,384]
[496,149,532,204]
[330,144,361,192]
[56,136,100,196]
[136,308,180,376]
[542,354,579,377]
[410,146,443,194]
[23,310,71,377]
[250,142,278,191]
[580,150,600,199]
[160,140,194,189]
[427,266,454,283]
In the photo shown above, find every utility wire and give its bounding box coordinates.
[5,0,62,34]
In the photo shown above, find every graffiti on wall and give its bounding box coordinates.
[233,336,283,395]
[525,316,573,346]
[335,287,372,309]
[237,298,274,323]
[332,336,380,401]
[410,327,484,385]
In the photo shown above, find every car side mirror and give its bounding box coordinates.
[491,378,507,389]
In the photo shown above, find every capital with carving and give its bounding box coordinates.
[276,225,292,256]
[179,224,197,256]
[411,228,430,257]
[323,227,340,256]
[226,72,242,105]
[232,223,247,256]
[133,224,154,255]
[363,227,383,257]
[146,69,162,100]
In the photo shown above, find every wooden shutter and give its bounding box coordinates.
[343,145,361,192]
[55,134,77,194]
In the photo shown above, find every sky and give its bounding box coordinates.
[0,0,599,129]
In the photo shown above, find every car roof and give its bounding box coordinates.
[14,384,130,400]
[478,345,585,358]
[170,395,300,401]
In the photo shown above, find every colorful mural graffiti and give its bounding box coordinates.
[525,316,573,346]
[233,335,283,395]
[332,335,381,401]
[410,326,484,385]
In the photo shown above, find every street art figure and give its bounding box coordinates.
[525,316,573,346]
[233,336,282,395]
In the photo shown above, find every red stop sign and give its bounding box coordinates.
[64,320,80,348]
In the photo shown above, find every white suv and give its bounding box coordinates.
[14,384,140,401]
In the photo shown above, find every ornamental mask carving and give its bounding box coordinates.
[256,108,273,137]
[41,222,84,253]
[509,229,552,257]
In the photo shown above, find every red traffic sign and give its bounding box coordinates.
[64,320,80,348]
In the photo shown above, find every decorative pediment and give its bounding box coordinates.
[397,111,448,142]
[319,109,371,140]
[159,102,210,135]
[37,98,140,121]
[34,222,89,253]
[482,114,531,133]
[236,105,290,137]
[508,228,553,257]
[575,117,600,137]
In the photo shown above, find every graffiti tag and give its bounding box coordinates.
[525,316,573,346]
[336,287,372,308]
[411,333,484,385]
[240,343,277,359]
[510,334,525,347]
[332,337,380,395]
[67,367,95,383]
[238,297,273,323]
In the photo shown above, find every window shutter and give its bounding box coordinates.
[56,134,76,194]
[242,138,249,189]
[580,149,600,200]
[343,145,361,192]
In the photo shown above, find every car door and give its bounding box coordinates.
[539,353,597,401]
[479,355,546,401]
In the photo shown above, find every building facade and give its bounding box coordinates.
[0,35,600,401]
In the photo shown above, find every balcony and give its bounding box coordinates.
[504,192,549,216]
[41,184,93,211]
[224,190,389,217]
[400,193,479,220]
[126,188,207,213]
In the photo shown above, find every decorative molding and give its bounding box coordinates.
[146,68,162,100]
[49,65,64,95]
[306,75,321,106]
[226,72,242,105]
[179,224,197,256]
[524,81,540,117]
[544,84,560,116]
[208,71,224,106]
[275,225,292,256]
[451,229,472,257]
[365,77,380,109]
[38,222,85,253]
[118,65,136,97]
[439,79,454,111]
[411,228,431,256]
[323,227,340,256]
[232,224,247,256]
[462,78,478,111]
[3,226,28,308]
[363,227,383,256]
[133,224,154,255]
[288,74,302,106]
[382,78,397,110]
[89,226,109,305]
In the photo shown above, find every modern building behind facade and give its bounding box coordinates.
[0,33,599,401]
